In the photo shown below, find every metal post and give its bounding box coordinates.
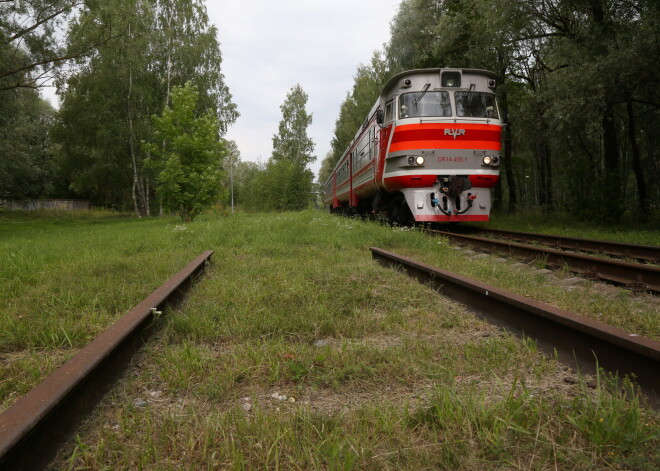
[230,150,234,215]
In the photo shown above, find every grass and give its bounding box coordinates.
[0,209,657,469]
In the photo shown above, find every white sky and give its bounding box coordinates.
[206,0,401,177]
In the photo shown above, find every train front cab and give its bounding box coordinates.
[380,69,502,223]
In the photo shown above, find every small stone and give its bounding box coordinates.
[288,397,296,403]
[557,277,584,286]
[471,254,489,259]
[133,398,147,407]
[241,402,252,412]
[314,339,330,347]
[563,376,578,384]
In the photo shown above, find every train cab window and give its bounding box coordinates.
[384,100,394,122]
[399,91,451,118]
[455,92,499,118]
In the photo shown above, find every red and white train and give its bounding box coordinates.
[323,68,502,223]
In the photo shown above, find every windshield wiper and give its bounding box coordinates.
[413,82,431,106]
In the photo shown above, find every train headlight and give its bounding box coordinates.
[482,155,500,166]
[407,156,425,166]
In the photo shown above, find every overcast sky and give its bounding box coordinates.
[206,0,401,177]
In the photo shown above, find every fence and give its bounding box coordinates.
[0,199,91,211]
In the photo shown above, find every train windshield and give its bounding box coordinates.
[455,92,499,118]
[399,91,451,118]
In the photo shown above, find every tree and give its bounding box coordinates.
[272,84,315,167]
[232,160,262,210]
[0,0,110,92]
[0,89,56,199]
[54,0,237,214]
[152,0,238,129]
[260,84,316,210]
[144,82,226,222]
[54,0,159,212]
[382,0,659,221]
[221,139,240,210]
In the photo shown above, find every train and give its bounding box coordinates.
[323,68,502,224]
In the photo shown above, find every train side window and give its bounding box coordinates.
[385,99,394,122]
[357,134,369,168]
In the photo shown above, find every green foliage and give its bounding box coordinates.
[0,90,57,199]
[253,84,316,211]
[53,0,237,213]
[0,1,89,91]
[232,160,264,210]
[253,160,314,211]
[145,83,226,222]
[272,84,315,167]
[325,0,660,222]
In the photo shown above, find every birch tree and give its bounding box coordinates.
[54,0,237,214]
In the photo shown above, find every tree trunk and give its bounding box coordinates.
[602,103,621,217]
[497,83,516,212]
[503,121,516,212]
[126,23,146,217]
[493,177,502,211]
[626,100,649,218]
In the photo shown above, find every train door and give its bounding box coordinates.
[376,98,394,189]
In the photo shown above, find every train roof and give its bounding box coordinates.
[381,68,499,97]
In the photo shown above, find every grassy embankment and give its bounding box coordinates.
[1,210,658,469]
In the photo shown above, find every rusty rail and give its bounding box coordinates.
[425,229,660,292]
[0,250,214,470]
[472,228,660,263]
[371,247,660,408]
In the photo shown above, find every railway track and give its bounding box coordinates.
[370,247,660,408]
[0,251,214,471]
[424,228,660,292]
[471,227,660,263]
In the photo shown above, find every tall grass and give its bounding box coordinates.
[2,210,657,469]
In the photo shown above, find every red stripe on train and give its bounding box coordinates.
[384,175,437,190]
[390,140,501,152]
[390,123,501,152]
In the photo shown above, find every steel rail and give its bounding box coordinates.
[425,229,660,292]
[370,247,660,408]
[0,250,214,471]
[471,227,660,263]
